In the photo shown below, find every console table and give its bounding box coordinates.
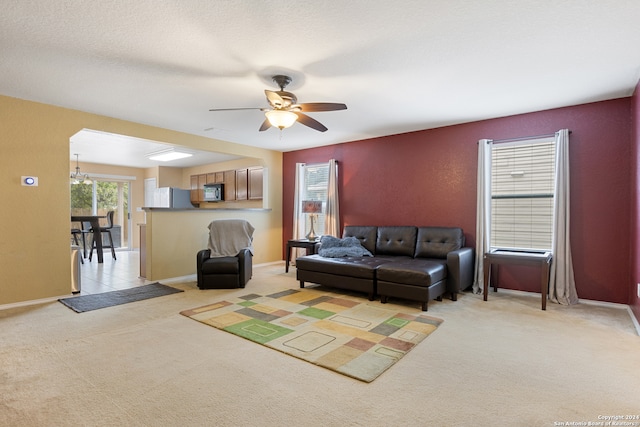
[286,239,318,273]
[483,249,552,310]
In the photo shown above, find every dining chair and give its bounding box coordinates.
[88,211,117,261]
[71,221,93,259]
[80,221,92,258]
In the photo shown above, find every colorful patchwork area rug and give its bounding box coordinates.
[180,288,443,382]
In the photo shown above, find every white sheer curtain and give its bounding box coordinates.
[473,139,492,294]
[325,159,340,237]
[549,129,578,304]
[292,162,306,242]
[292,160,340,260]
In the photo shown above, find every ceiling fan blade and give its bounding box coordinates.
[258,118,271,132]
[298,102,347,112]
[209,107,263,112]
[265,90,285,108]
[295,112,328,132]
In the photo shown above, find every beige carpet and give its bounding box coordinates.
[1,263,639,426]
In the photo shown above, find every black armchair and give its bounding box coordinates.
[197,248,252,289]
[196,219,254,289]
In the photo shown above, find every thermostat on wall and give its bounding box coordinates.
[22,176,38,186]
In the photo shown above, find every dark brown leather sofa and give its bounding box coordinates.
[295,226,474,311]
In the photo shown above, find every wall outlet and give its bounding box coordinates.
[637,283,640,298]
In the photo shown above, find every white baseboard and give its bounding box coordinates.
[628,307,640,336]
[0,262,287,312]
[158,261,284,285]
[158,274,197,284]
[496,288,640,336]
[0,294,71,312]
[7,268,637,336]
[255,260,286,268]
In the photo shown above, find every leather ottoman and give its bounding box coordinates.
[376,258,447,311]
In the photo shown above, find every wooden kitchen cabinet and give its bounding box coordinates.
[191,167,262,203]
[235,168,248,200]
[197,174,207,201]
[248,167,263,200]
[224,170,236,201]
[206,172,224,184]
[190,175,199,203]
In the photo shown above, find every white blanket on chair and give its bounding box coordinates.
[207,219,255,258]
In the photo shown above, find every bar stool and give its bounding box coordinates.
[89,211,117,261]
[72,221,93,259]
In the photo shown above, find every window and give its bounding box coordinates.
[490,137,556,252]
[301,163,329,234]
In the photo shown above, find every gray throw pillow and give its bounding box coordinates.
[318,235,373,258]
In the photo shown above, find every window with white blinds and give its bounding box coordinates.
[302,163,329,234]
[490,137,556,251]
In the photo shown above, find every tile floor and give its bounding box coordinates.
[78,249,149,295]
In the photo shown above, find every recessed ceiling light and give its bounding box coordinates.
[146,148,193,162]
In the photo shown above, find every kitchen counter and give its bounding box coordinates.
[141,207,278,281]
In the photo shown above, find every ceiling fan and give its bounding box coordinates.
[209,75,347,132]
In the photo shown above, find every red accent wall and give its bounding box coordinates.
[283,99,633,304]
[631,82,640,322]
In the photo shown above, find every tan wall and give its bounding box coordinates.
[0,95,283,306]
[157,166,185,188]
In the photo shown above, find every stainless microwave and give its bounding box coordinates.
[203,183,224,202]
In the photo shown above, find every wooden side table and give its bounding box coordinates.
[483,249,552,310]
[286,239,318,273]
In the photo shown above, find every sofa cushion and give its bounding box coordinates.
[201,257,239,274]
[295,254,392,279]
[318,235,373,258]
[343,226,377,254]
[375,226,417,257]
[376,258,447,287]
[415,227,464,259]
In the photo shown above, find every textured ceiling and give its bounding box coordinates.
[2,0,640,167]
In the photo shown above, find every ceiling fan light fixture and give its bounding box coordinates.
[265,110,297,129]
[146,148,193,162]
[209,74,346,133]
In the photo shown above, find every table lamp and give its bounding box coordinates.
[302,200,323,241]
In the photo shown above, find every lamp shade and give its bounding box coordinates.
[265,110,297,129]
[302,200,323,214]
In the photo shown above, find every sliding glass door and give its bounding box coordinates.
[71,179,131,250]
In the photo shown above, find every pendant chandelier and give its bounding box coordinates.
[70,154,92,185]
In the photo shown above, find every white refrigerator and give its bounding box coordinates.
[153,187,193,208]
